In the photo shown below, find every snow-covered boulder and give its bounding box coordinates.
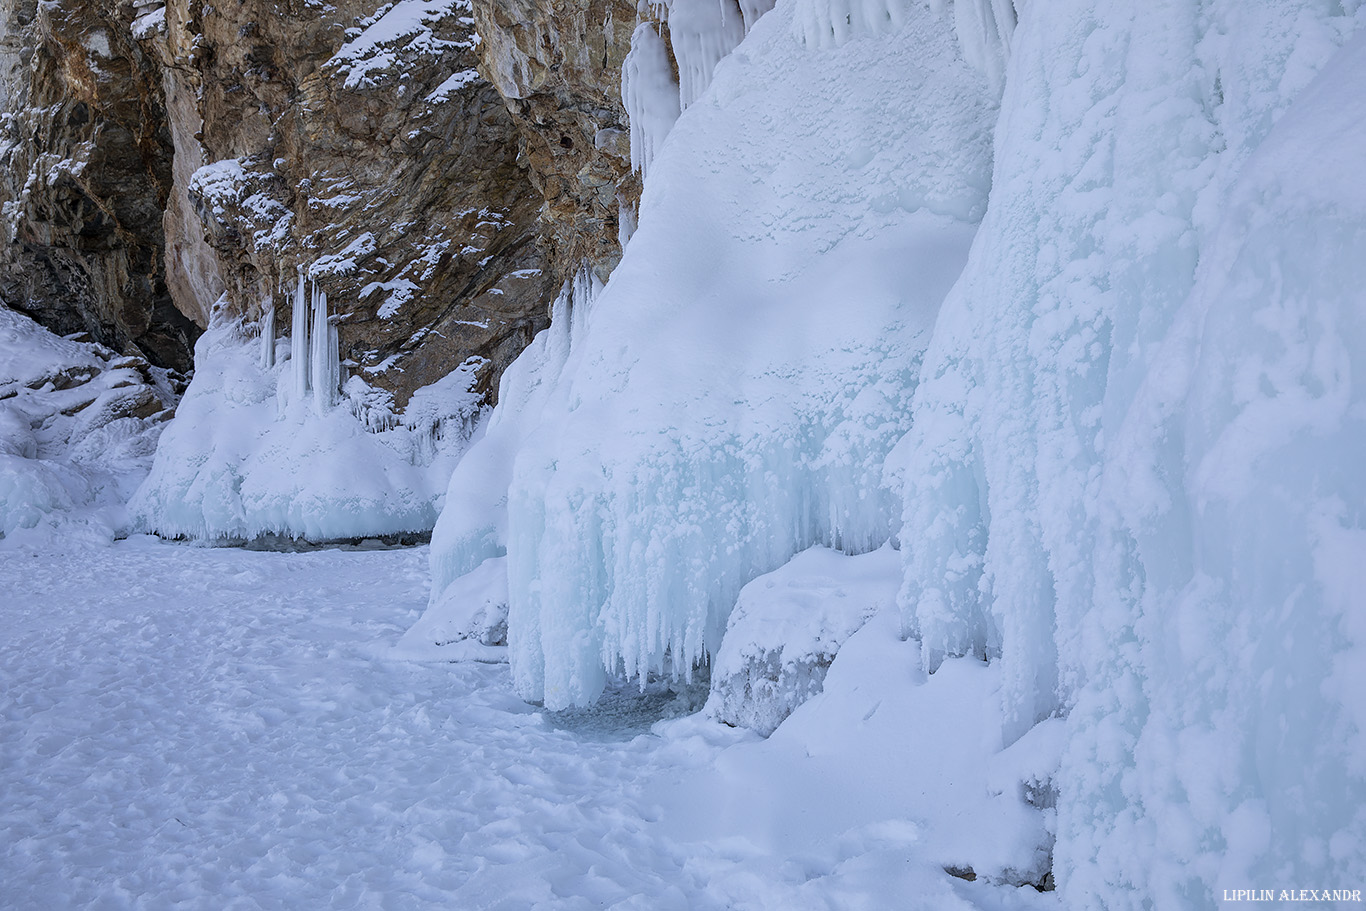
[0,306,179,543]
[393,555,510,663]
[708,544,901,735]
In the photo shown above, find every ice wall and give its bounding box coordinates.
[424,0,1366,902]
[429,0,996,708]
[895,0,1366,904]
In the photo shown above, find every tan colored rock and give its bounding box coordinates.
[470,0,644,286]
[0,0,199,371]
[164,0,556,406]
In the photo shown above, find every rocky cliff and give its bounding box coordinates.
[471,0,643,286]
[0,0,198,372]
[159,0,558,405]
[0,0,670,403]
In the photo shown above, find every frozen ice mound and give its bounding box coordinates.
[130,311,483,543]
[707,543,901,735]
[427,0,997,710]
[0,306,178,544]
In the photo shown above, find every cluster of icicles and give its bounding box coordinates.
[258,266,341,414]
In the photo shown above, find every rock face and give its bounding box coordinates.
[0,0,199,372]
[471,0,643,286]
[161,0,556,405]
[0,0,676,404]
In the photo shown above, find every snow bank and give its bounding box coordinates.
[426,0,996,709]
[0,306,176,545]
[657,609,1053,887]
[707,543,900,735]
[131,305,483,542]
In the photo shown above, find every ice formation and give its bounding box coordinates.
[309,284,338,413]
[420,0,1366,904]
[665,0,749,108]
[429,0,996,707]
[290,269,309,403]
[258,296,276,369]
[132,276,485,542]
[428,269,601,603]
[621,24,681,180]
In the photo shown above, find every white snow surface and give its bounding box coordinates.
[130,313,482,542]
[0,539,1055,910]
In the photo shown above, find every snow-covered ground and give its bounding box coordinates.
[0,539,1055,910]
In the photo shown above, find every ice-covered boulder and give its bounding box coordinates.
[708,544,901,735]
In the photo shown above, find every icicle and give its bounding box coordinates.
[793,0,915,49]
[622,23,681,179]
[567,264,604,353]
[618,200,638,249]
[311,285,337,412]
[291,265,309,402]
[949,0,1012,92]
[664,0,746,109]
[259,294,276,369]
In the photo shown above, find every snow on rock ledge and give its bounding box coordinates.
[708,544,901,736]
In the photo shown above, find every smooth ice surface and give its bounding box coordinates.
[0,540,1057,911]
[131,313,482,542]
[428,0,996,710]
